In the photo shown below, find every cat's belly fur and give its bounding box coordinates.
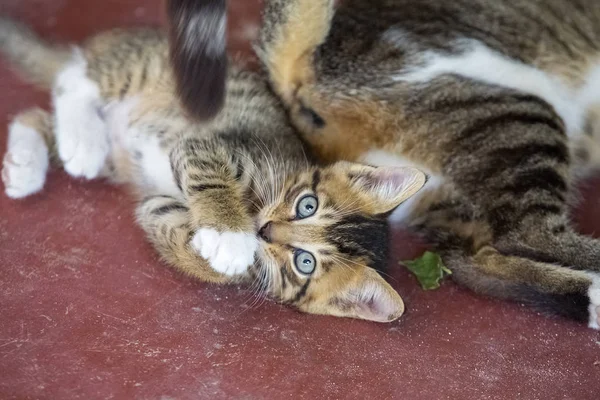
[103,97,181,198]
[363,40,600,223]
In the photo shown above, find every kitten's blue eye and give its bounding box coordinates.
[296,195,318,219]
[294,250,316,275]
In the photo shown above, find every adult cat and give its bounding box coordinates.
[256,0,600,329]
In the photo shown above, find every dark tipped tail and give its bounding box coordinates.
[167,0,228,121]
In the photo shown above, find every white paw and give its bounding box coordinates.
[53,49,109,179]
[192,228,258,276]
[56,106,109,179]
[2,123,49,199]
[588,277,600,330]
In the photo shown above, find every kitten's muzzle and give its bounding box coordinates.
[258,221,272,243]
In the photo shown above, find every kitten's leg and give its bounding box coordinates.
[443,246,600,329]
[53,49,109,179]
[258,0,335,102]
[2,108,54,198]
[170,137,257,277]
[135,195,237,284]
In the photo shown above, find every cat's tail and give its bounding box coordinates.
[166,0,228,121]
[0,16,71,89]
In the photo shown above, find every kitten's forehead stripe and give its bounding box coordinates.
[327,215,389,273]
[311,169,321,192]
[284,183,308,204]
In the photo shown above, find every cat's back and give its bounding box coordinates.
[83,28,171,99]
[320,0,600,83]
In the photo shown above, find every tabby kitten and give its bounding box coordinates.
[255,0,600,329]
[0,17,427,322]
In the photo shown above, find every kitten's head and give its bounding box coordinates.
[255,162,426,322]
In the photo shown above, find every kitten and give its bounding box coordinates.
[257,0,600,329]
[0,17,427,322]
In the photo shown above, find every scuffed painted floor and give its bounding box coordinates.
[0,1,599,399]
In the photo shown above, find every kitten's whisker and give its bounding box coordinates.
[236,150,269,207]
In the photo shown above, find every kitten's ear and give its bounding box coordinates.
[343,163,427,215]
[330,268,405,323]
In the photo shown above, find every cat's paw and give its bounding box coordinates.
[55,103,109,180]
[2,123,49,199]
[588,278,600,330]
[192,228,258,276]
[53,50,109,180]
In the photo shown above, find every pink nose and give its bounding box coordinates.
[258,221,272,243]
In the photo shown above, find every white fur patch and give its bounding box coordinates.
[2,122,49,198]
[393,42,586,137]
[361,150,444,224]
[577,63,600,114]
[192,228,257,276]
[587,275,600,330]
[137,136,180,197]
[53,49,109,179]
[104,99,180,197]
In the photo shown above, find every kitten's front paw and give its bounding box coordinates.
[2,123,49,199]
[192,228,258,276]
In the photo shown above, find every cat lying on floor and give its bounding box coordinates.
[256,0,600,329]
[0,17,427,322]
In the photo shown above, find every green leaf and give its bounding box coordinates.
[401,251,452,291]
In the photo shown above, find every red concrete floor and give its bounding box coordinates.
[1,1,599,399]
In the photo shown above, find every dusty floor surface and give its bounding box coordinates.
[1,1,599,399]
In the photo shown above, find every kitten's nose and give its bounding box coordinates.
[259,221,272,243]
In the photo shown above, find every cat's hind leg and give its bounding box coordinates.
[2,108,53,198]
[443,246,600,329]
[53,50,109,179]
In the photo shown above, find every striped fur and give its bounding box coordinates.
[259,0,600,328]
[0,18,427,322]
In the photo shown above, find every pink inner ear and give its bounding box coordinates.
[370,167,419,191]
[351,282,405,323]
[357,293,403,322]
